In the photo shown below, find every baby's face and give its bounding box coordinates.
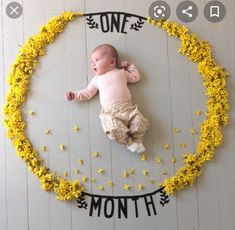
[91,50,116,75]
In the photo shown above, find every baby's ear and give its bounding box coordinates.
[111,57,117,65]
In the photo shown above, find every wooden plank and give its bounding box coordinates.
[2,0,29,229]
[22,1,84,229]
[63,0,94,229]
[22,1,51,230]
[0,0,7,229]
[84,1,124,229]
[166,1,208,229]
[140,18,179,230]
[122,1,170,229]
[194,0,235,229]
[186,0,234,229]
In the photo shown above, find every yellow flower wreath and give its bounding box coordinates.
[2,12,229,200]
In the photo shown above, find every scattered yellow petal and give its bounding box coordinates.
[178,143,187,148]
[155,157,162,164]
[140,153,147,161]
[73,169,80,174]
[149,178,155,185]
[137,184,144,191]
[128,168,135,175]
[64,171,68,177]
[90,177,96,183]
[44,128,51,134]
[98,185,104,191]
[122,170,129,178]
[171,157,177,163]
[28,110,35,116]
[194,110,202,116]
[72,125,80,132]
[77,158,84,165]
[162,170,168,175]
[59,144,66,151]
[190,128,196,134]
[163,144,170,150]
[97,167,104,174]
[82,176,87,182]
[40,146,47,152]
[107,181,114,187]
[173,128,180,133]
[142,169,149,176]
[92,151,101,158]
[123,184,130,191]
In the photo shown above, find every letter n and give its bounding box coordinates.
[118,198,128,218]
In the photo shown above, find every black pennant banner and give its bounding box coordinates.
[84,11,147,34]
[77,187,169,219]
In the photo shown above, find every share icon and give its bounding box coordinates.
[182,6,193,18]
[176,1,198,23]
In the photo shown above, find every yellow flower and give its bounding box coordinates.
[28,110,35,116]
[190,128,197,134]
[90,178,96,183]
[173,128,180,133]
[122,170,129,178]
[97,167,104,174]
[194,110,202,116]
[155,157,162,164]
[72,126,80,132]
[59,144,66,151]
[107,181,114,187]
[163,144,170,150]
[128,168,135,175]
[178,143,187,148]
[140,153,147,161]
[73,169,80,174]
[44,128,51,134]
[123,184,130,191]
[77,158,84,165]
[142,169,149,176]
[40,146,47,152]
[98,185,104,191]
[171,157,177,163]
[137,184,144,191]
[92,151,101,158]
[162,170,168,175]
[82,176,87,182]
[149,178,155,185]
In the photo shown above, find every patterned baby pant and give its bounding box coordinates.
[99,103,149,147]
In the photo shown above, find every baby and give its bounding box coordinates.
[65,44,149,153]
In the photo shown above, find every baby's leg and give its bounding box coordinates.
[99,110,135,147]
[129,106,149,144]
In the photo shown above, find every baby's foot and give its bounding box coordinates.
[127,143,139,153]
[136,143,146,153]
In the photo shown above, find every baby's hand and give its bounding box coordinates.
[65,91,75,101]
[120,60,130,69]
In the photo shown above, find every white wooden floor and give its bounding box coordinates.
[0,0,235,230]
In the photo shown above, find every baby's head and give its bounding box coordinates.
[91,44,118,75]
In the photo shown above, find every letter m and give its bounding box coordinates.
[89,197,102,217]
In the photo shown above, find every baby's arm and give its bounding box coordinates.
[120,61,140,83]
[65,77,98,101]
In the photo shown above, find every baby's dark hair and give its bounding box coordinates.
[92,44,118,64]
